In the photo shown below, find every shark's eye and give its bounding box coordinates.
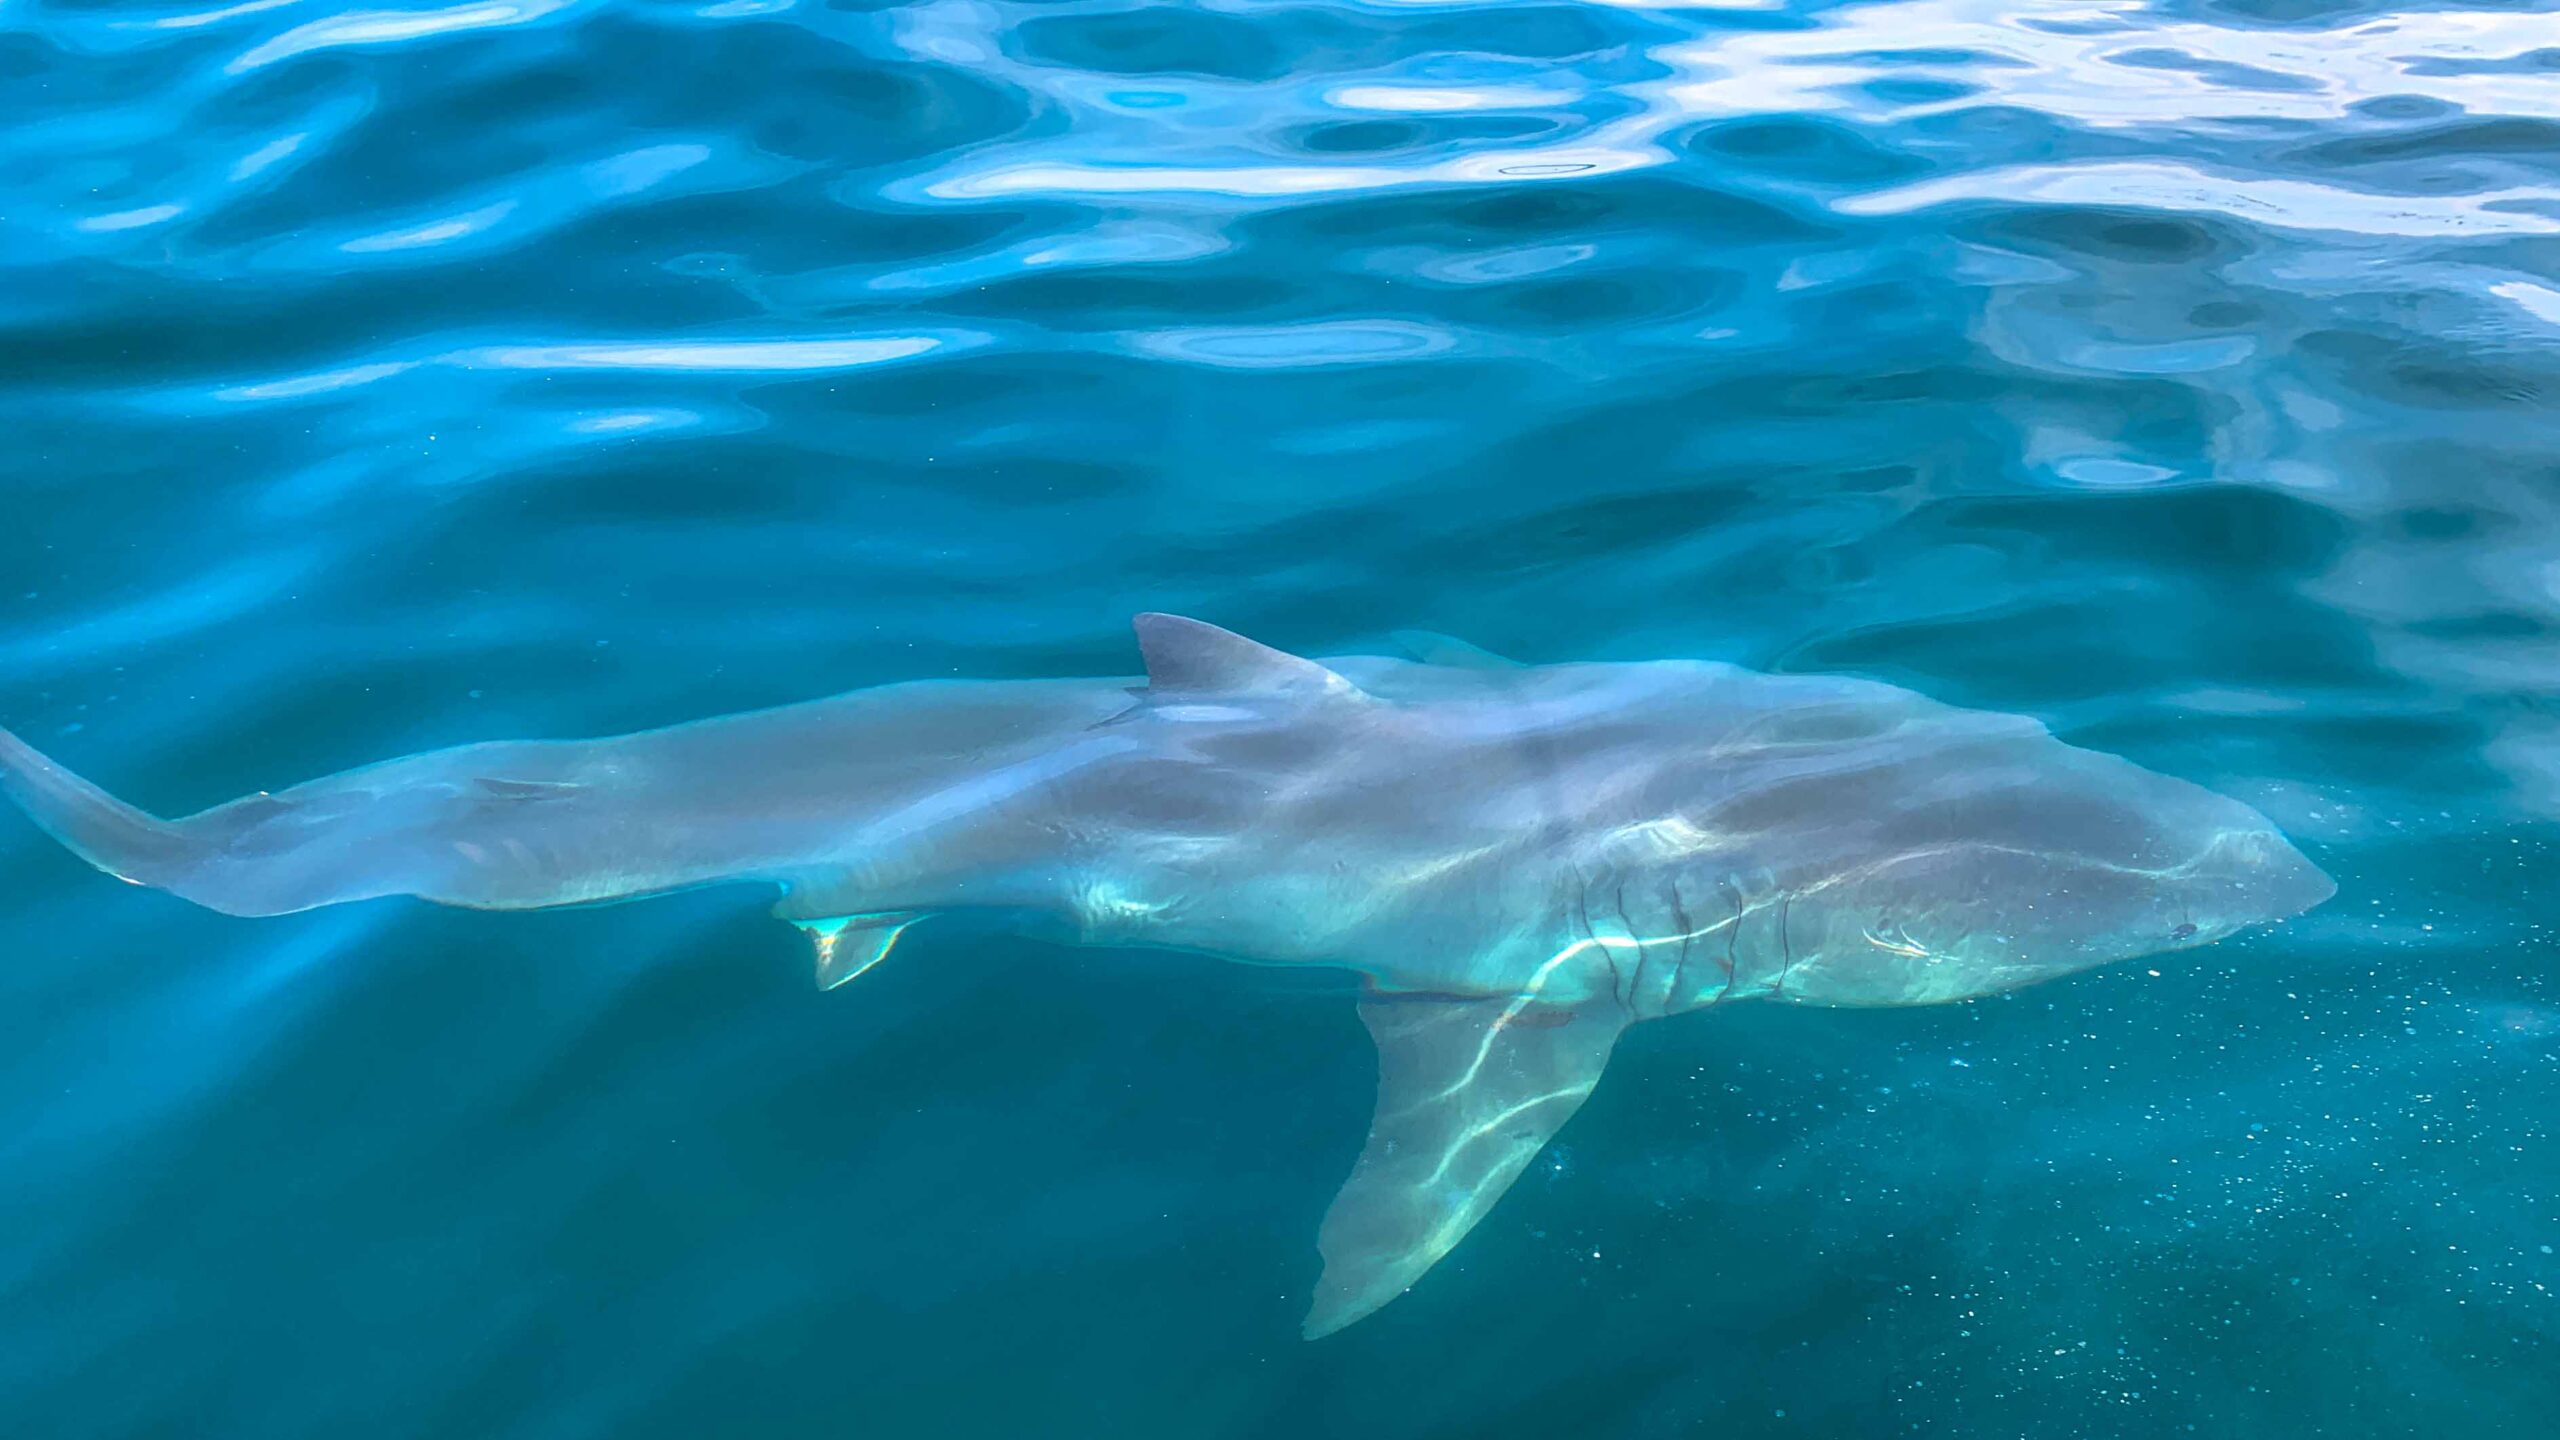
[2169,922,2198,941]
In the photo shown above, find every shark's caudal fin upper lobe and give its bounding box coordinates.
[0,726,423,917]
[0,726,217,906]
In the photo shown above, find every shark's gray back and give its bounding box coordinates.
[1042,651,2044,1011]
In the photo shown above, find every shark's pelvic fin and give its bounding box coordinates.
[1303,993,1626,1338]
[791,911,928,991]
[1390,630,1522,671]
[1132,614,1367,702]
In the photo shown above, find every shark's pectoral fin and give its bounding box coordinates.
[1303,993,1626,1338]
[782,910,929,990]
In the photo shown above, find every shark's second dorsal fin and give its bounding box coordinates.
[1132,614,1366,702]
[1390,629,1521,670]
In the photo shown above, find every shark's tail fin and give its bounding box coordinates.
[0,726,213,903]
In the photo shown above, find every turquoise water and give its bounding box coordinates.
[6,0,2560,1433]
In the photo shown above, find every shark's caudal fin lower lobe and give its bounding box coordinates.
[0,726,201,898]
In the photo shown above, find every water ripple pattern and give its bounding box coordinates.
[3,0,2559,1436]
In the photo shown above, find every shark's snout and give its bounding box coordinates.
[1763,787,2332,1007]
[2175,824,2334,940]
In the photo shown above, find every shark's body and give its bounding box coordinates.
[0,615,2333,1335]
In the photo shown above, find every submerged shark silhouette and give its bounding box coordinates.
[0,614,2333,1335]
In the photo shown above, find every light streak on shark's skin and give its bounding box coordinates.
[0,614,2333,1336]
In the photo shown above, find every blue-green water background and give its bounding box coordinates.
[6,0,2559,1434]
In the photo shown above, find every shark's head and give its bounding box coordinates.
[1705,732,2334,1008]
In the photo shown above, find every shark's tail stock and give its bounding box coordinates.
[0,725,220,902]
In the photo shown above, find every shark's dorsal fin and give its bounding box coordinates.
[1133,613,1366,701]
[1390,629,1522,670]
[788,911,928,990]
[1302,993,1626,1338]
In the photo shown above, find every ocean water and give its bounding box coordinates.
[5,0,2559,1434]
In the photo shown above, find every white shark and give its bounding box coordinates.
[0,614,2333,1335]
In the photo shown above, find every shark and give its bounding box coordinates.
[0,614,2334,1336]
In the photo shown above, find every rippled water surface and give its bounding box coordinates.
[7,0,2560,1435]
